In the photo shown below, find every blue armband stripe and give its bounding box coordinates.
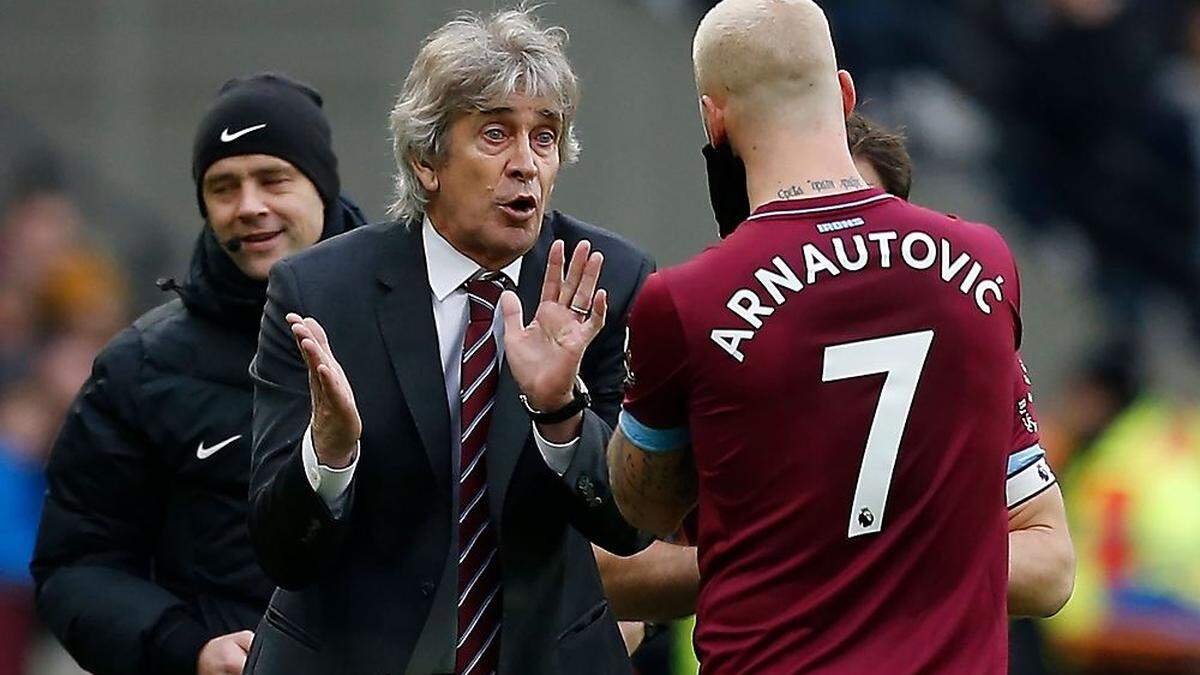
[1007,444,1045,477]
[619,410,689,453]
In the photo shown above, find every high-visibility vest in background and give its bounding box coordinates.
[672,616,699,675]
[1045,396,1200,645]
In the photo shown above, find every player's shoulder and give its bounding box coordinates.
[631,225,750,317]
[650,218,771,291]
[897,200,1017,260]
[643,243,716,300]
[894,201,1025,310]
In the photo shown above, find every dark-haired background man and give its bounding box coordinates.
[31,74,365,675]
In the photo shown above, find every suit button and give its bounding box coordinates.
[420,581,436,597]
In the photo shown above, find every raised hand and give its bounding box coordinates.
[288,313,362,468]
[500,239,607,413]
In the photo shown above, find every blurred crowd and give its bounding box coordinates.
[0,156,130,675]
[3,1,1200,674]
[824,0,1200,356]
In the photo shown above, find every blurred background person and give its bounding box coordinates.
[986,0,1199,356]
[1036,348,1200,674]
[0,159,130,675]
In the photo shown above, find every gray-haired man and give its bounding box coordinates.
[245,8,652,675]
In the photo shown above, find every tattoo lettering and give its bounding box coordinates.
[777,185,805,200]
[783,177,865,195]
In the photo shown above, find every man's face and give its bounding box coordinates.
[418,94,562,270]
[202,154,324,280]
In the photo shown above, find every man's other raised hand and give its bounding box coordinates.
[499,239,607,415]
[288,313,361,468]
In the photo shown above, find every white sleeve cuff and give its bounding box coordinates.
[302,425,358,516]
[531,422,579,476]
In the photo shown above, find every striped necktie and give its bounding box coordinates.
[456,271,506,675]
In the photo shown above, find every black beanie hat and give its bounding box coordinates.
[192,73,340,217]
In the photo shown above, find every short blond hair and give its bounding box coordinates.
[388,6,581,221]
[693,0,839,120]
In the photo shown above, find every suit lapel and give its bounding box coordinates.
[375,222,452,492]
[486,218,553,535]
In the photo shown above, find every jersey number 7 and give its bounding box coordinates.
[822,330,934,539]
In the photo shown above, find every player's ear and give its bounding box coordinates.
[699,94,728,147]
[411,152,440,193]
[839,70,858,121]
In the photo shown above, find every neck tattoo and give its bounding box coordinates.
[775,176,865,200]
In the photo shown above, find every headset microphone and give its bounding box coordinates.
[223,237,243,253]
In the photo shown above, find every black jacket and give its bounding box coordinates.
[31,197,365,675]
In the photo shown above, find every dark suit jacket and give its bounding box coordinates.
[245,212,653,674]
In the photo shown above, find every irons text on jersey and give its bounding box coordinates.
[710,230,1007,362]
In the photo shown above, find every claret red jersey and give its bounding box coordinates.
[621,188,1054,674]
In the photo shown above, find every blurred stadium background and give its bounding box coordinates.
[2,0,1199,673]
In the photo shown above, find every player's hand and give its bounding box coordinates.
[197,630,253,675]
[288,313,361,468]
[500,239,607,412]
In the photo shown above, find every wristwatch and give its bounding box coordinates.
[520,376,591,424]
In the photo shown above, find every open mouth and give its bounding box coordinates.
[238,229,283,250]
[498,195,538,220]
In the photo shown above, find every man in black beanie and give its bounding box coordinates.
[191,73,346,283]
[31,73,365,675]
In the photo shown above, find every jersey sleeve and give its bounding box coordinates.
[1005,353,1056,508]
[618,272,691,453]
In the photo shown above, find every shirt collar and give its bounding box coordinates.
[422,216,522,302]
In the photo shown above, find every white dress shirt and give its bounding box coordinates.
[302,218,580,513]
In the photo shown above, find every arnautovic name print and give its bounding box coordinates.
[710,231,1006,362]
